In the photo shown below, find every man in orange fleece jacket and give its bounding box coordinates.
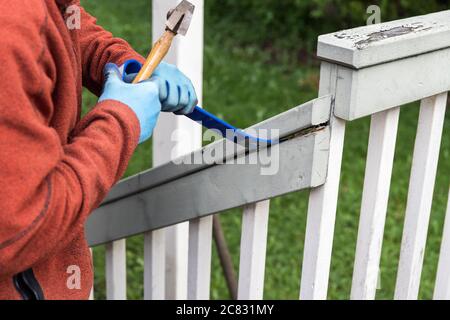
[0,0,197,299]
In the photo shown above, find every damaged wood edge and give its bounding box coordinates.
[280,122,329,142]
[101,95,332,206]
[353,24,427,49]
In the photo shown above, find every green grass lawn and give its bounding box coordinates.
[81,0,450,300]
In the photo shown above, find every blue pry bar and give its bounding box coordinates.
[121,60,272,146]
[186,106,273,146]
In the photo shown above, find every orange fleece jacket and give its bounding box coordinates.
[0,0,145,299]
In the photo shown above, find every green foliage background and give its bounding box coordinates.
[205,0,449,64]
[80,0,450,300]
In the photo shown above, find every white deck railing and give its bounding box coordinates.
[86,7,450,300]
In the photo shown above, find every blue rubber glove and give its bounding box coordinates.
[99,63,161,144]
[122,59,198,115]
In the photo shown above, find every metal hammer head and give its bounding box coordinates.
[166,0,195,36]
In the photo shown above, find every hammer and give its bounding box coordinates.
[132,0,194,84]
[132,0,272,146]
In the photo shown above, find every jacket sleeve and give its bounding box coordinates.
[79,6,145,96]
[0,12,141,278]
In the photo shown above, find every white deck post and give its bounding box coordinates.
[309,12,450,300]
[434,188,450,299]
[151,0,204,300]
[395,93,447,300]
[300,63,346,300]
[105,240,127,300]
[351,107,400,299]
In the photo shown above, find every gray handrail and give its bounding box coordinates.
[86,95,332,246]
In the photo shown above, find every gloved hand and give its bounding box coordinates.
[99,63,161,144]
[121,59,198,115]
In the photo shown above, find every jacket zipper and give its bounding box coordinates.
[13,269,45,300]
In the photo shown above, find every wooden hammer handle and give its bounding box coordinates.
[132,30,176,84]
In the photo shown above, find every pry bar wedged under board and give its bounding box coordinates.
[86,95,332,246]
